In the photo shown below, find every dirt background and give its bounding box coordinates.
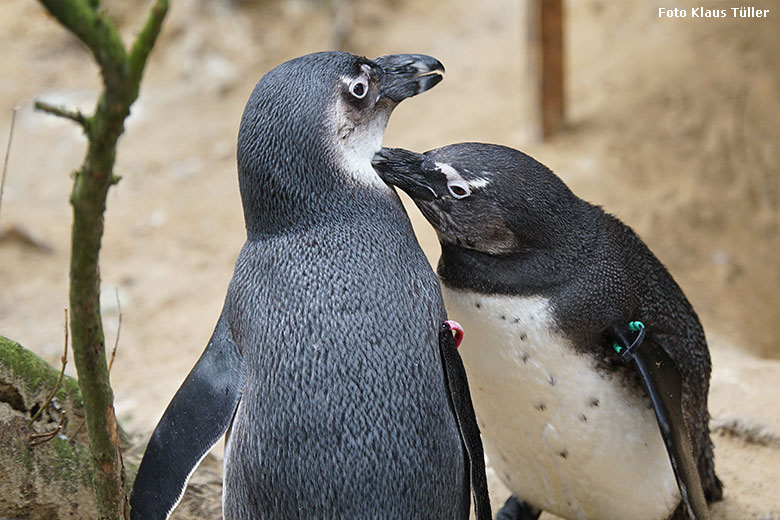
[1,0,778,518]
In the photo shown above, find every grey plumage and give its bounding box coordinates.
[132,52,473,519]
[373,143,722,520]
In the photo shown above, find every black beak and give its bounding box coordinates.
[372,54,445,103]
[372,148,438,201]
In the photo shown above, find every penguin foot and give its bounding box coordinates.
[666,503,687,520]
[705,471,724,503]
[494,496,541,520]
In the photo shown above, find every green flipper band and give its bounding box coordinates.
[613,321,644,354]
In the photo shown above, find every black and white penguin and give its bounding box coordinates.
[130,53,490,519]
[372,143,723,520]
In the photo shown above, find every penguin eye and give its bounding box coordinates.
[349,78,368,99]
[447,182,471,199]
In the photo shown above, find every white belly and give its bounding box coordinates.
[443,287,679,520]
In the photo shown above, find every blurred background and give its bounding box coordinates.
[1,0,778,517]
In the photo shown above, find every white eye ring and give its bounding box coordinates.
[349,78,368,99]
[447,181,471,199]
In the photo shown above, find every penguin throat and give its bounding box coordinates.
[331,100,393,192]
[339,146,387,191]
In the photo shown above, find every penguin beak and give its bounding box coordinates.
[372,54,445,103]
[372,147,438,201]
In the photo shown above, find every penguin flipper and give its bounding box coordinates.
[610,324,710,520]
[130,314,243,520]
[439,322,492,520]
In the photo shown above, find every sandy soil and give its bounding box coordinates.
[1,0,778,518]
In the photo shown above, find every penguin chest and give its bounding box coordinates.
[442,287,679,520]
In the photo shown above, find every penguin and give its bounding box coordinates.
[371,143,723,520]
[130,53,490,519]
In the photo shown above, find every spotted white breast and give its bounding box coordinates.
[443,286,679,520]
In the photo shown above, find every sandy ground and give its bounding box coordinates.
[1,0,778,518]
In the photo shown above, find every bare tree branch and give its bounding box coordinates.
[35,1,169,517]
[28,309,70,427]
[128,0,170,88]
[29,411,68,446]
[34,101,88,128]
[0,107,18,226]
[108,288,122,373]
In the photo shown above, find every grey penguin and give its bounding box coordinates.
[130,53,491,519]
[371,143,723,520]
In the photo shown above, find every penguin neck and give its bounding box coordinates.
[239,157,395,239]
[438,245,567,296]
[437,206,600,297]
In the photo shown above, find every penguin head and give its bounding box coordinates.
[372,143,583,255]
[237,52,444,234]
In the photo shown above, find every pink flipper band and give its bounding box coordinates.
[445,320,464,348]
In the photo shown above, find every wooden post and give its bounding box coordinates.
[534,0,565,139]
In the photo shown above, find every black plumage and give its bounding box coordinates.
[131,53,488,519]
[373,143,722,520]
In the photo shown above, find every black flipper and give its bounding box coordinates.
[439,322,492,520]
[610,322,710,520]
[130,314,243,520]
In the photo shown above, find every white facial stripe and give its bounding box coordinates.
[468,177,490,189]
[437,161,471,198]
[436,162,490,191]
[341,69,369,87]
[435,161,465,183]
